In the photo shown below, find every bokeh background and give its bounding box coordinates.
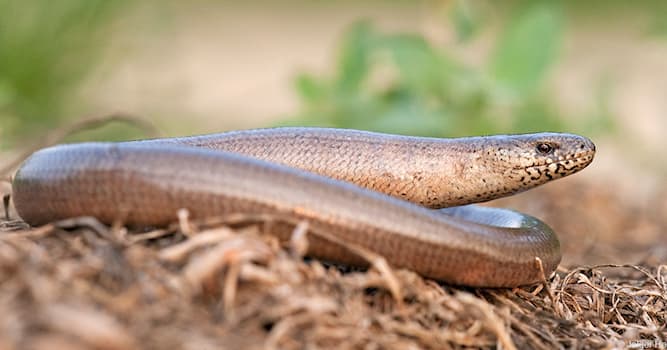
[1,0,666,265]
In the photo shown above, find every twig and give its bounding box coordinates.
[54,216,118,243]
[159,226,235,263]
[288,221,309,258]
[3,194,10,220]
[457,292,517,350]
[178,208,195,237]
[535,257,557,312]
[307,228,404,307]
[0,112,161,177]
[126,228,173,244]
[0,222,56,240]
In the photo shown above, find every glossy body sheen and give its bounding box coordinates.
[12,128,596,287]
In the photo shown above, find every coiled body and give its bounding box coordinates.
[12,128,596,287]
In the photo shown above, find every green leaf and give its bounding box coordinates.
[294,73,326,104]
[490,1,563,96]
[450,0,478,43]
[336,21,375,93]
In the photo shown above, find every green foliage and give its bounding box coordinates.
[645,1,667,38]
[450,0,481,43]
[0,0,128,147]
[286,1,614,137]
[490,1,563,97]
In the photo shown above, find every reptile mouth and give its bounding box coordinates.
[520,149,596,171]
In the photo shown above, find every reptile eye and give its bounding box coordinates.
[536,143,553,155]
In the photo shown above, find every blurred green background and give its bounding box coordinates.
[1,0,666,177]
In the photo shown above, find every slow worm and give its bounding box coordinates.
[11,128,595,287]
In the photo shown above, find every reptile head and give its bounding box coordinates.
[507,132,596,186]
[449,132,596,205]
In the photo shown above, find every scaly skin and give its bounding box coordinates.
[11,127,596,287]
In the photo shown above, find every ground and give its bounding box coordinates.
[0,176,664,349]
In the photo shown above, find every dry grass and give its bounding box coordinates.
[0,179,665,349]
